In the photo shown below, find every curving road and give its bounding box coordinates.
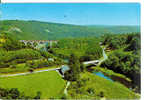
[100,46,108,63]
[64,81,70,95]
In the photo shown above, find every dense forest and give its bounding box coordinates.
[100,33,141,92]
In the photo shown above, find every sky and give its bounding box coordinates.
[0,3,140,25]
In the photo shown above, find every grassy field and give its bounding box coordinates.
[0,71,66,99]
[68,72,139,99]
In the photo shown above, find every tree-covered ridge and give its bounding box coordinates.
[0,20,140,40]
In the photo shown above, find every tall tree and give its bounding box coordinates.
[64,54,80,81]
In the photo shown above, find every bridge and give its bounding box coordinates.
[83,60,100,66]
[19,40,58,48]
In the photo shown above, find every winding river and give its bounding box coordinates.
[93,47,132,88]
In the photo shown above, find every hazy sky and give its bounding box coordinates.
[0,3,140,25]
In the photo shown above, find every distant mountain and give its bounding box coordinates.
[0,20,140,40]
[88,25,140,34]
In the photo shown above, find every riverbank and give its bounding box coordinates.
[90,66,132,88]
[67,72,139,99]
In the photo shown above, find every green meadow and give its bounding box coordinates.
[0,71,66,99]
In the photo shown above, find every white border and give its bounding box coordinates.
[0,0,142,3]
[0,0,145,100]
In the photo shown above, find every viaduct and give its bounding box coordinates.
[19,40,58,48]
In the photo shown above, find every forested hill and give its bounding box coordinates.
[0,20,140,40]
[88,25,140,34]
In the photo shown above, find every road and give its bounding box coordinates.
[0,67,60,77]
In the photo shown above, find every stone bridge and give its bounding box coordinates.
[19,40,58,48]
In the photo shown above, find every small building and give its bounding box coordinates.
[60,65,70,75]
